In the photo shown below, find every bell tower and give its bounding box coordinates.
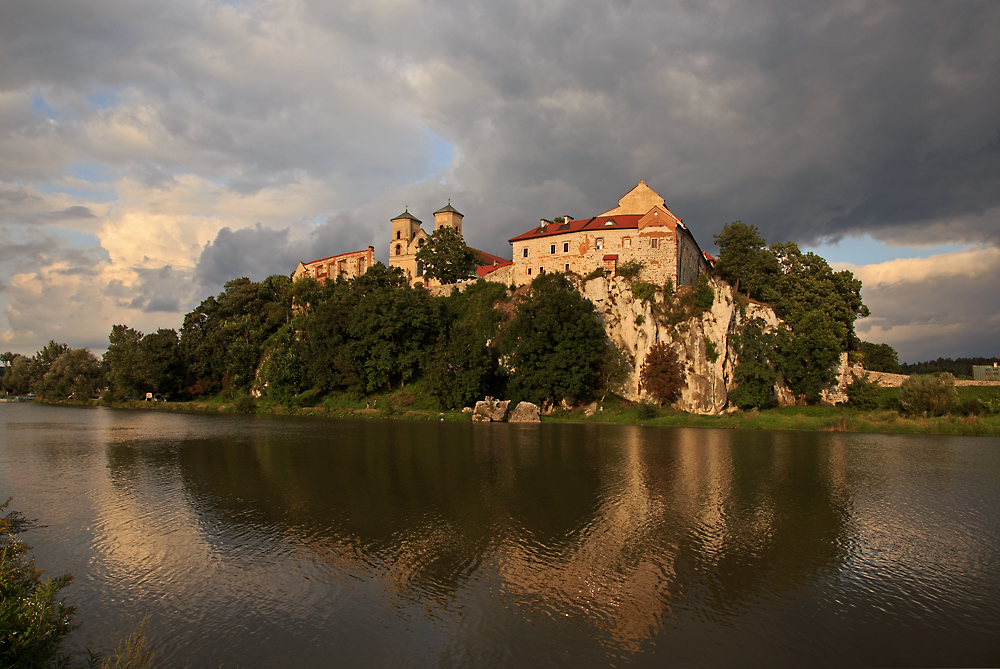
[433,201,464,238]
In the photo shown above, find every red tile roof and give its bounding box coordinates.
[474,248,513,277]
[508,215,644,243]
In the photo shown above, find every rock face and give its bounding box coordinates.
[472,399,510,422]
[508,401,541,423]
[577,274,845,414]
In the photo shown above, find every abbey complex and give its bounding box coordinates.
[292,181,713,289]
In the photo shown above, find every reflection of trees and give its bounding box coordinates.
[177,418,852,652]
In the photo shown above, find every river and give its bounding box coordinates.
[2,403,999,667]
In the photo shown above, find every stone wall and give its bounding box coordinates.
[293,247,375,283]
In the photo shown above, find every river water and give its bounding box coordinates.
[2,403,999,667]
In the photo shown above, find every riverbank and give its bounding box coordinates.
[33,384,1000,437]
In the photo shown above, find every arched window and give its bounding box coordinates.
[396,231,401,240]
[418,238,425,247]
[395,244,402,256]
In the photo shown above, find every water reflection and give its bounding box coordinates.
[172,420,861,653]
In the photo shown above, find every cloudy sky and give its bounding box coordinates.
[2,0,998,362]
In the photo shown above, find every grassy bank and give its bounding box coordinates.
[39,383,1000,437]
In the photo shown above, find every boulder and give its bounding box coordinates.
[472,399,510,422]
[508,401,541,423]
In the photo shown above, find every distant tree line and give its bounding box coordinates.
[1,343,101,400]
[898,357,1000,378]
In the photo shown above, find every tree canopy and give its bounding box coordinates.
[415,227,479,284]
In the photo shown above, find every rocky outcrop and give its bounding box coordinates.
[576,274,848,414]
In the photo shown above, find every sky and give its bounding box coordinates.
[1,0,998,363]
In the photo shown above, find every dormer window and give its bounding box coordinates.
[604,218,616,226]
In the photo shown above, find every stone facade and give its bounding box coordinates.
[506,181,710,288]
[293,246,375,283]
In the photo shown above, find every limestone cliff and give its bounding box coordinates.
[576,275,848,414]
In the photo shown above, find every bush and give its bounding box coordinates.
[615,260,644,280]
[234,392,258,414]
[704,337,720,364]
[845,371,881,410]
[639,343,684,405]
[636,402,659,420]
[631,281,656,303]
[583,267,607,281]
[958,398,988,416]
[898,373,960,416]
[694,273,714,311]
[662,278,674,296]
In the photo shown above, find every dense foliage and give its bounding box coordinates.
[715,221,870,403]
[498,273,607,405]
[727,317,781,409]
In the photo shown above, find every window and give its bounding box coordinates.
[418,238,424,247]
[650,238,658,249]
[396,230,401,240]
[563,242,569,252]
[539,267,545,274]
[527,268,532,276]
[395,244,401,256]
[523,248,528,258]
[565,263,570,271]
[550,244,556,254]
[596,238,604,250]
[623,237,631,249]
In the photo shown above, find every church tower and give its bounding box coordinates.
[433,202,464,238]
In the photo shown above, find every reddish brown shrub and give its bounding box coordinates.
[639,343,684,405]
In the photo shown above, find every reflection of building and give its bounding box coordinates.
[507,181,711,287]
[292,246,375,283]
[389,203,511,287]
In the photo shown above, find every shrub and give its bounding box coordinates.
[639,343,684,405]
[958,398,988,416]
[694,273,714,311]
[616,260,644,280]
[662,278,674,296]
[583,267,607,281]
[845,371,881,410]
[631,281,656,303]
[634,314,645,326]
[0,498,77,669]
[636,402,659,420]
[898,373,960,416]
[234,392,258,414]
[704,337,720,364]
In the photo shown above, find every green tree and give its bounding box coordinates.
[728,317,782,409]
[349,285,439,392]
[713,221,779,300]
[36,348,101,400]
[141,329,186,399]
[104,325,146,400]
[857,341,900,373]
[1,355,31,395]
[27,342,69,393]
[694,273,714,311]
[415,227,479,284]
[499,273,606,404]
[779,310,843,401]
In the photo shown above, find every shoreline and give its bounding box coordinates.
[20,397,1000,437]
